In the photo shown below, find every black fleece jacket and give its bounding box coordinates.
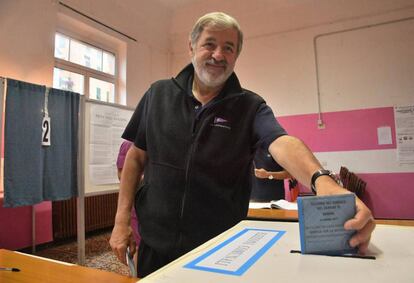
[130,64,265,258]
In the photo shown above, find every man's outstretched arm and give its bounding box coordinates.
[269,135,375,253]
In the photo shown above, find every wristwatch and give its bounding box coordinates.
[310,169,337,194]
[268,174,274,180]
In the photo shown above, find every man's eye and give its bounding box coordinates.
[224,46,234,53]
[203,42,215,49]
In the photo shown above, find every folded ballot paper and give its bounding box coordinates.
[297,194,357,255]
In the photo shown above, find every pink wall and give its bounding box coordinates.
[359,173,414,219]
[0,108,411,251]
[277,106,414,219]
[277,107,396,152]
[0,200,53,250]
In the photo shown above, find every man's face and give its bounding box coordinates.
[190,26,239,88]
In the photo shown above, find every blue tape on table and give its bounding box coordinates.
[184,228,286,276]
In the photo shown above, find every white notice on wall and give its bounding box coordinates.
[377,126,392,145]
[394,106,414,164]
[89,164,118,185]
[89,104,132,185]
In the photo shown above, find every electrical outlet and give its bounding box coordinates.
[317,120,325,129]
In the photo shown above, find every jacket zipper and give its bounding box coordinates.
[172,77,244,253]
[176,117,198,253]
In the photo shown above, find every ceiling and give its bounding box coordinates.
[154,0,201,10]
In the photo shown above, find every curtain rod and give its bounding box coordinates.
[59,1,137,42]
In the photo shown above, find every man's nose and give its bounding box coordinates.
[211,48,225,61]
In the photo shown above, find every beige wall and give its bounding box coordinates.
[0,0,171,108]
[168,0,414,116]
[0,0,57,86]
[2,0,413,112]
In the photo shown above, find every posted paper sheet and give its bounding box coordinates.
[88,104,132,185]
[394,105,414,164]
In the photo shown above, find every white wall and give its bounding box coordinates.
[0,0,57,86]
[168,0,414,116]
[0,0,171,108]
[62,0,172,107]
[2,0,412,113]
[316,16,414,112]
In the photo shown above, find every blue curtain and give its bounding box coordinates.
[3,79,79,207]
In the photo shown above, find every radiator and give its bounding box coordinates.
[52,193,119,240]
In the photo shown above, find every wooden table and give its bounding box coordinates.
[247,208,414,226]
[0,249,138,283]
[247,208,299,221]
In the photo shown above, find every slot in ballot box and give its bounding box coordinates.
[140,220,414,283]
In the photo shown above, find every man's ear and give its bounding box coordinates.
[188,40,194,56]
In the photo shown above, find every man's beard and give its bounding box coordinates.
[192,57,233,88]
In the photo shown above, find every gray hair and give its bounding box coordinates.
[190,12,243,55]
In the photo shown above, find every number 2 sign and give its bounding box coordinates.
[42,116,51,146]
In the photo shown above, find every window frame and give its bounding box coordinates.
[53,31,118,104]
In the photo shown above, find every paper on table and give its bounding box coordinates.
[270,200,298,210]
[248,202,272,209]
[249,200,298,210]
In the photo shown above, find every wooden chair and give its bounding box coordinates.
[339,166,366,198]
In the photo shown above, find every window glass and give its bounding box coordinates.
[54,33,116,76]
[53,33,118,101]
[53,67,84,94]
[89,77,115,102]
[69,39,103,72]
[54,33,69,61]
[103,51,115,75]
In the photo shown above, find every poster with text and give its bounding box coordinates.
[89,104,132,185]
[394,105,414,164]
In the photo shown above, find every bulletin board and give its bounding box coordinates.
[83,100,133,196]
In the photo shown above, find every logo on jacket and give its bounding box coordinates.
[211,116,231,130]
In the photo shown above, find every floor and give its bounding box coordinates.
[32,229,131,277]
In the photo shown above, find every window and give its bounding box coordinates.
[53,67,84,94]
[89,77,114,102]
[53,32,116,103]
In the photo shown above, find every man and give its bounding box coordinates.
[251,147,291,201]
[110,12,375,277]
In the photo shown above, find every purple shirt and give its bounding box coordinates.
[116,140,133,169]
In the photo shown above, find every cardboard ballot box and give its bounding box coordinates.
[140,220,414,283]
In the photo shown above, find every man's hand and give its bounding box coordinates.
[111,145,146,265]
[109,222,136,265]
[315,176,375,254]
[254,168,269,179]
[269,135,376,253]
[344,197,376,254]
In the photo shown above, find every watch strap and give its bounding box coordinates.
[310,169,335,194]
